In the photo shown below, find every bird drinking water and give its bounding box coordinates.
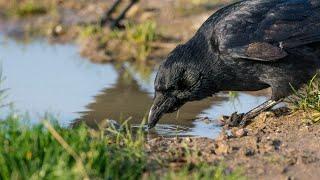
[148,0,320,129]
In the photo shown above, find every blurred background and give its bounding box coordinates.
[0,0,269,138]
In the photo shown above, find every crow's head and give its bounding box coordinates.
[148,44,216,129]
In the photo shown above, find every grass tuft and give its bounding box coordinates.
[0,114,244,179]
[3,0,51,18]
[0,116,146,180]
[109,20,158,62]
[290,75,320,123]
[125,20,158,62]
[15,2,47,17]
[78,25,104,40]
[78,20,158,63]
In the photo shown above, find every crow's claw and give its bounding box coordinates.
[223,112,245,127]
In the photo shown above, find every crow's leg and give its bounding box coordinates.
[100,0,123,26]
[239,99,282,126]
[226,99,282,127]
[110,0,139,29]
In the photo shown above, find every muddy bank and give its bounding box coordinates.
[146,108,320,179]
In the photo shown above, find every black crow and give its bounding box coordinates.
[148,0,320,129]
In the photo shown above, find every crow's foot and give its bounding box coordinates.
[221,112,244,127]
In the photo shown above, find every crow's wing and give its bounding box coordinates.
[211,0,320,61]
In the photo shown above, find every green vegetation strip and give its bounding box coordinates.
[79,20,158,62]
[3,0,55,17]
[0,115,243,180]
[0,116,146,180]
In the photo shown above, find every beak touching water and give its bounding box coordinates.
[147,93,179,129]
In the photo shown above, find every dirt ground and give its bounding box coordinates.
[146,107,320,179]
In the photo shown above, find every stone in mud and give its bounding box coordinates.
[47,25,65,37]
[214,141,229,155]
[271,139,282,150]
[231,128,248,138]
[244,148,255,156]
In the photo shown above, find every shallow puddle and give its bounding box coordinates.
[0,34,268,138]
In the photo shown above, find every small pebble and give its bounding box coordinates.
[244,148,255,156]
[215,142,229,155]
[232,128,248,138]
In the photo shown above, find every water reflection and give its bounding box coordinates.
[76,64,269,138]
[0,34,117,124]
[0,34,269,138]
[76,66,228,127]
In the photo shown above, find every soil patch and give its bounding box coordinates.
[146,108,320,179]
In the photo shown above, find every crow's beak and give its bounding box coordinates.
[147,94,177,129]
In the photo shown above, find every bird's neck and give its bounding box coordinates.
[184,34,222,94]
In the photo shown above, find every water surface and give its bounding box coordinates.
[0,35,269,138]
